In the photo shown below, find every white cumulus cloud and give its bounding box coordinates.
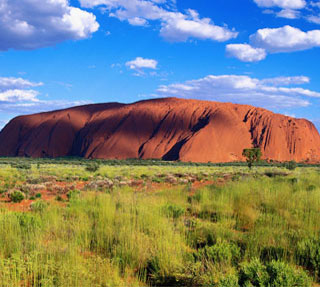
[253,0,320,23]
[0,0,99,50]
[159,9,238,42]
[230,25,320,62]
[0,77,43,90]
[0,76,87,116]
[226,44,267,62]
[126,57,158,70]
[155,74,319,109]
[0,77,42,103]
[79,0,237,42]
[0,90,39,102]
[253,0,306,9]
[250,25,320,53]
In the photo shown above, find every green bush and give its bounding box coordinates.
[239,258,269,286]
[9,191,25,203]
[266,260,311,287]
[152,177,162,183]
[239,259,311,287]
[85,163,100,173]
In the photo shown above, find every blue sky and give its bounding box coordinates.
[0,0,320,131]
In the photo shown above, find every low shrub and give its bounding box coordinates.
[196,240,241,267]
[85,163,100,173]
[9,191,25,203]
[239,259,311,287]
[267,260,311,287]
[239,258,269,286]
[152,177,162,183]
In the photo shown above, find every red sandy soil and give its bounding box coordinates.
[0,181,86,212]
[0,179,218,212]
[0,97,319,163]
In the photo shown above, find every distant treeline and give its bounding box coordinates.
[0,157,319,168]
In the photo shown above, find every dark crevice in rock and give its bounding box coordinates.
[162,138,188,161]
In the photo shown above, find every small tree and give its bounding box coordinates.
[242,148,262,169]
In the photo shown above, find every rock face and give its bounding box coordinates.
[0,98,319,163]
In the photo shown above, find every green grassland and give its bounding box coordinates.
[0,159,319,286]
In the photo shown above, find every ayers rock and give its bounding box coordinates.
[0,98,319,163]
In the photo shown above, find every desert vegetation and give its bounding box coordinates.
[0,158,319,286]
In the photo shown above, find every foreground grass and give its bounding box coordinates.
[0,163,319,286]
